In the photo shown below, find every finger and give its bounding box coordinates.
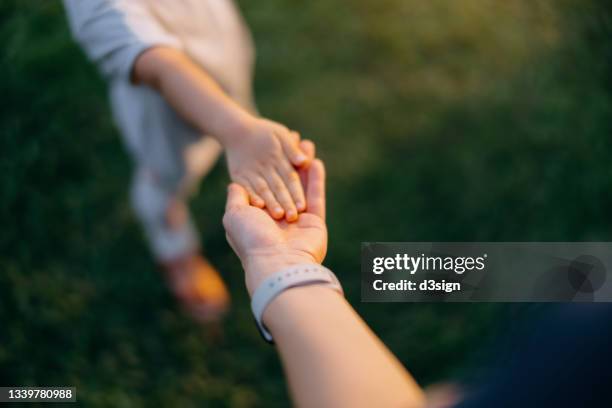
[252,176,284,219]
[299,139,316,168]
[305,159,326,220]
[243,181,266,208]
[263,169,298,222]
[276,160,306,212]
[225,183,249,212]
[298,160,309,194]
[278,130,307,167]
[232,178,264,208]
[297,140,315,189]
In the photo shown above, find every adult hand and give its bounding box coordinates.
[223,141,327,295]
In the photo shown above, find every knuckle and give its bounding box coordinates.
[271,141,284,154]
[278,130,293,143]
[260,133,280,150]
[276,123,289,133]
[256,184,270,194]
[271,150,284,161]
[271,179,285,191]
[252,178,265,188]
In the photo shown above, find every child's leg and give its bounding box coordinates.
[130,168,200,262]
[129,128,222,261]
[130,136,227,322]
[180,136,223,198]
[131,138,221,262]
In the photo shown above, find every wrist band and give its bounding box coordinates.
[251,263,343,343]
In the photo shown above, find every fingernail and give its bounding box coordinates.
[296,154,306,164]
[274,206,283,216]
[287,210,296,220]
[296,201,305,211]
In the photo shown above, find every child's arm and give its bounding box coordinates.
[133,46,309,222]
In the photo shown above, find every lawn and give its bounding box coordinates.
[1,0,611,406]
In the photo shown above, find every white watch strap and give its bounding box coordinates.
[251,264,343,342]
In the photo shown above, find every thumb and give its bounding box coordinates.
[305,159,326,220]
[299,139,316,167]
[225,183,249,212]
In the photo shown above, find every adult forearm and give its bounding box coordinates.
[133,46,252,146]
[263,285,425,408]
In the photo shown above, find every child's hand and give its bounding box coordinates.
[224,117,312,222]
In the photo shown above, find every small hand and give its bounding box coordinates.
[224,117,314,222]
[223,158,327,295]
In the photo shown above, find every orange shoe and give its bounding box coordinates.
[162,253,230,322]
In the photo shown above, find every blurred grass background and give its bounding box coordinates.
[1,0,611,406]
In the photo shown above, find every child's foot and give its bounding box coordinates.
[161,253,230,322]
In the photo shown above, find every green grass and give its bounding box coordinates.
[1,0,611,406]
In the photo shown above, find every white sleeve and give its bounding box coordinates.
[63,0,183,80]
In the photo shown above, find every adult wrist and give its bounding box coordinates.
[243,251,320,296]
[263,284,343,339]
[250,263,342,342]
